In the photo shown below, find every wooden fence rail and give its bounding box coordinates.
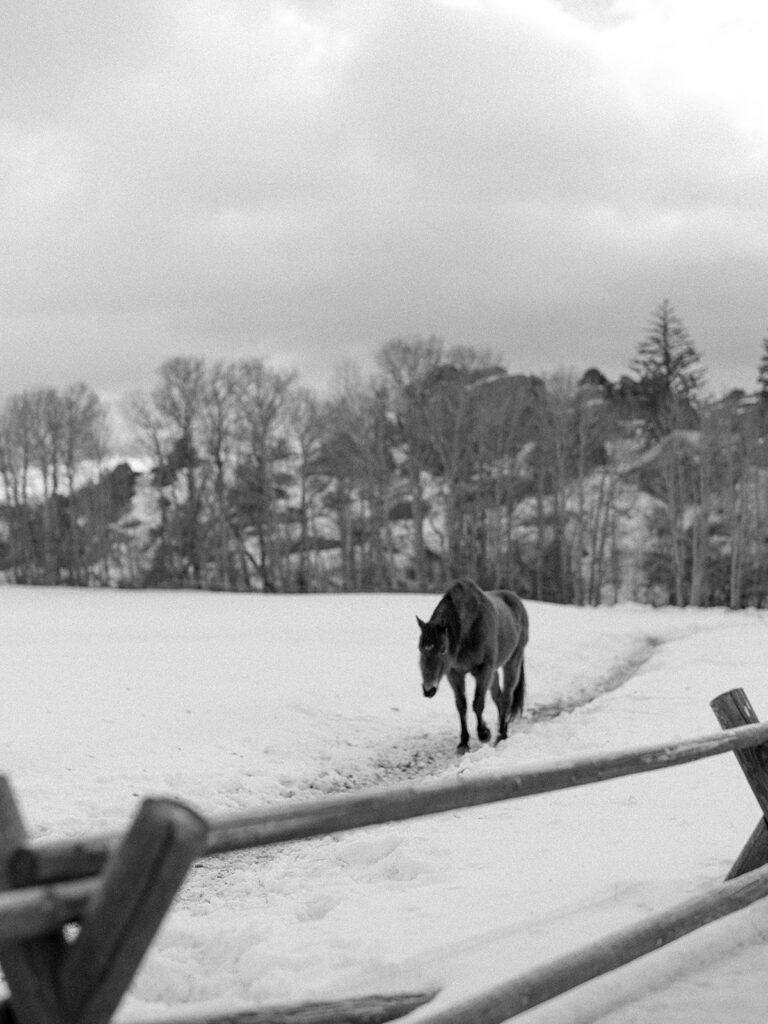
[11,715,768,889]
[411,858,768,1024]
[1,687,768,1024]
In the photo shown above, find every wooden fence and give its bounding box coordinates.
[1,687,768,1024]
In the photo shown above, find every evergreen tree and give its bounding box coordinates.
[757,333,768,399]
[631,299,704,438]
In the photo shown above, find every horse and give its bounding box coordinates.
[416,578,529,753]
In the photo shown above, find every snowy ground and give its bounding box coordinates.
[3,587,768,1022]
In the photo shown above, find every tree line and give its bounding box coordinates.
[2,301,768,607]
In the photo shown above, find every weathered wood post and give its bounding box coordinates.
[58,797,209,1024]
[0,776,67,1024]
[711,688,768,878]
[0,780,208,1024]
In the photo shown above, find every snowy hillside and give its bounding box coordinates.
[3,587,768,1022]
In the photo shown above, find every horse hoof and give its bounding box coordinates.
[457,743,469,755]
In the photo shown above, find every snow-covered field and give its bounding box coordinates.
[3,586,768,1022]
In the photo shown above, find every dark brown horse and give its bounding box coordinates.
[417,578,529,753]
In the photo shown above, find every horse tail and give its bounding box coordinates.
[509,658,525,721]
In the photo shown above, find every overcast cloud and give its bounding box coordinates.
[2,0,767,401]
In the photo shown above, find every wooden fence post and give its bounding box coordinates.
[0,784,208,1024]
[0,776,67,1024]
[710,688,768,879]
[58,797,208,1024]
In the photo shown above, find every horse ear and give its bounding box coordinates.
[416,616,426,631]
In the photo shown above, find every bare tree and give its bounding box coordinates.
[201,361,241,589]
[377,336,444,589]
[153,357,207,585]
[26,389,66,582]
[571,378,621,605]
[124,387,176,585]
[60,382,109,584]
[417,347,500,583]
[233,359,296,591]
[0,393,36,581]
[289,387,327,591]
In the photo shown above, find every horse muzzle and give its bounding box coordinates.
[422,684,438,699]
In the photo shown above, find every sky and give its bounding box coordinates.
[2,0,768,404]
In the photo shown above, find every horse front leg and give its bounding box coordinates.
[447,669,469,753]
[472,667,494,744]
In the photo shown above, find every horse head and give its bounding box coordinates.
[416,616,449,697]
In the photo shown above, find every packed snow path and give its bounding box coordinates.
[340,635,661,788]
[3,588,768,1022]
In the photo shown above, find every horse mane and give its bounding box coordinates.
[430,591,460,651]
[444,578,486,642]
